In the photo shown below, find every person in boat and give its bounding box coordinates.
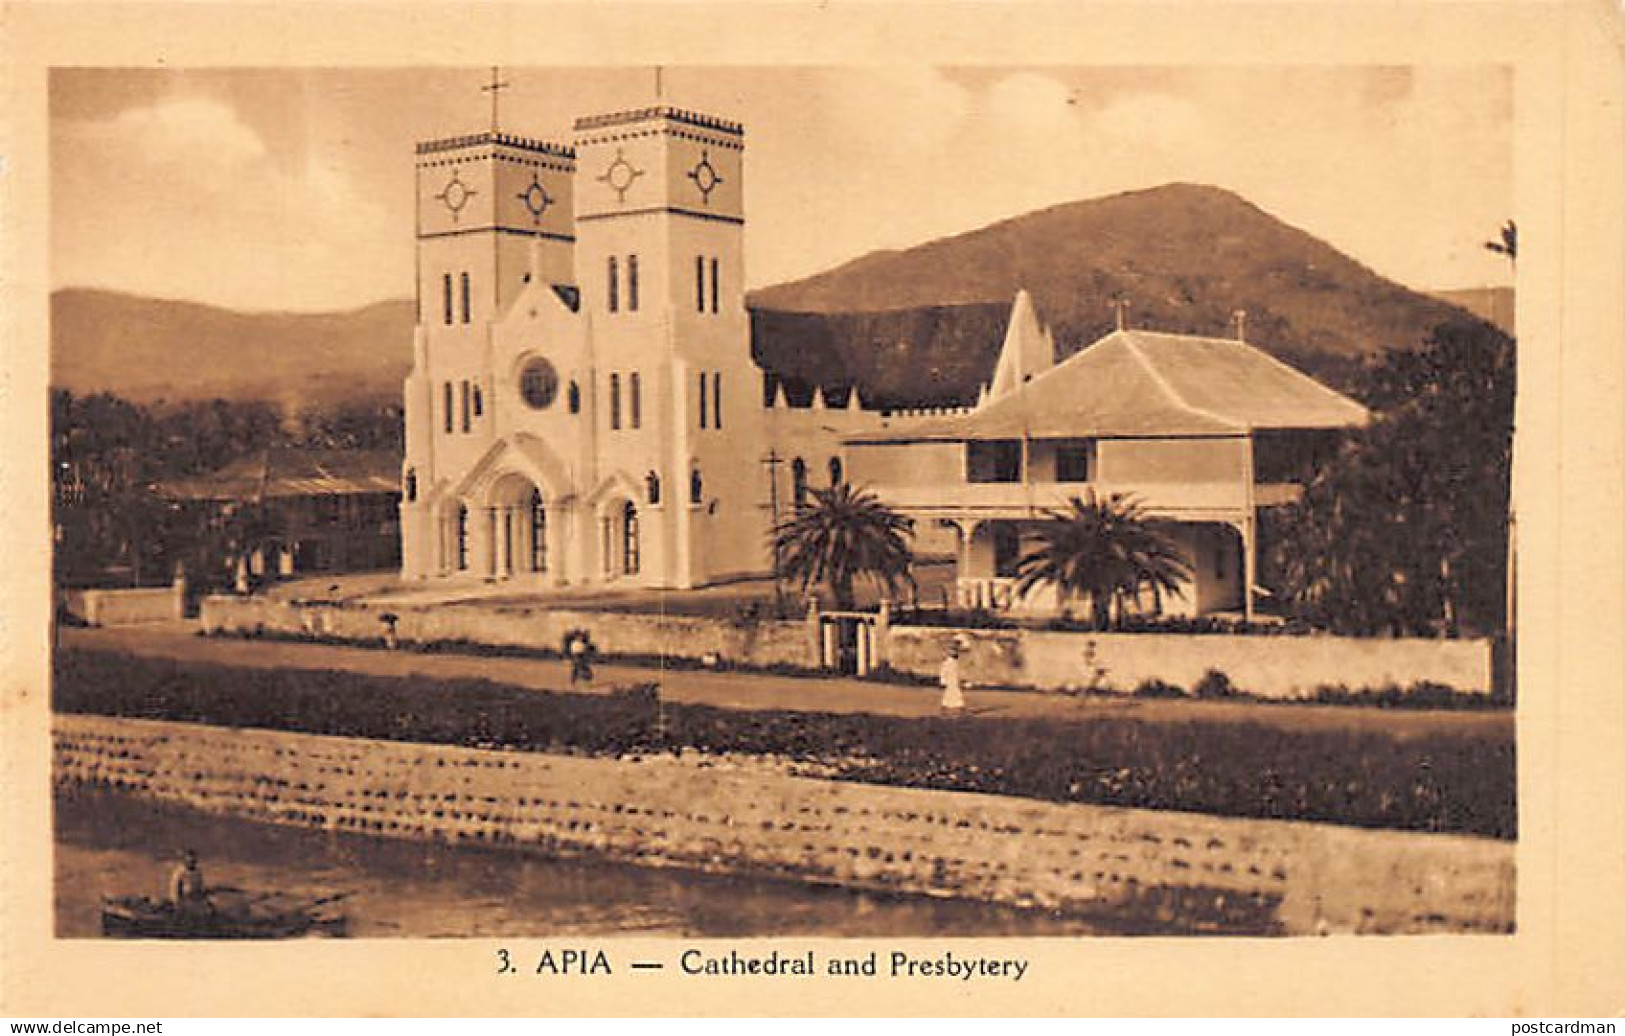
[168,849,212,919]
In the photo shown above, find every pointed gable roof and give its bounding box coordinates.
[988,289,1056,399]
[847,329,1369,443]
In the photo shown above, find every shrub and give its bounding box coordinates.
[1192,668,1238,699]
[53,648,1516,839]
[1132,678,1187,699]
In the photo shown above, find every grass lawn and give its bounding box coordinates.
[54,646,1516,840]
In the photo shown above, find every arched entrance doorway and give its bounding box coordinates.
[488,472,548,580]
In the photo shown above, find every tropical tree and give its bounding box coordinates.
[1014,491,1191,629]
[771,482,914,610]
[1483,219,1517,271]
[1264,319,1514,636]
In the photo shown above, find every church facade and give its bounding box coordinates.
[399,104,863,589]
[398,100,1368,620]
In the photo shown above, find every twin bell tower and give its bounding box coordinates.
[401,78,763,590]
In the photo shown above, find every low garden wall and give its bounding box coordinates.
[887,626,1495,698]
[53,713,1515,935]
[200,594,818,669]
[199,594,1494,697]
[61,585,184,626]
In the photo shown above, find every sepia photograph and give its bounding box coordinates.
[47,61,1517,940]
[4,0,1623,1020]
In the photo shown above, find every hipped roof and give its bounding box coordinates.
[157,447,401,502]
[848,328,1369,444]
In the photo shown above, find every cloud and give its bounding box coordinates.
[96,96,269,168]
[54,93,399,311]
[985,72,1076,134]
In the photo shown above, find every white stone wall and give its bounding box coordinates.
[54,714,1515,934]
[886,626,1495,697]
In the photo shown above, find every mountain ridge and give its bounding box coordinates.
[52,183,1498,411]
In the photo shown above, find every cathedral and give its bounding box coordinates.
[398,97,1368,618]
[399,101,866,589]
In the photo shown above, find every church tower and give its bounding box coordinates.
[400,129,576,578]
[570,106,766,587]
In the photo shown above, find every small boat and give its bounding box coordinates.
[100,890,349,940]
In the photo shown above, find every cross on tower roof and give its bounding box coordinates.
[482,66,511,133]
[1111,298,1132,331]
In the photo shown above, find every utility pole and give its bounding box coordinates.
[762,449,785,610]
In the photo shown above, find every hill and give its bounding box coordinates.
[50,289,413,409]
[53,184,1497,412]
[748,183,1495,406]
[1429,286,1514,335]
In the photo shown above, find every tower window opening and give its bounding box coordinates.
[461,380,471,433]
[472,384,483,417]
[442,274,453,326]
[568,380,581,414]
[630,372,642,429]
[690,467,704,505]
[829,456,843,486]
[608,256,619,313]
[712,372,722,430]
[443,382,454,434]
[698,371,708,429]
[610,372,622,430]
[628,255,639,312]
[695,255,705,312]
[710,257,720,313]
[460,272,471,324]
[646,471,661,505]
[791,457,808,509]
[622,501,640,576]
[405,468,417,502]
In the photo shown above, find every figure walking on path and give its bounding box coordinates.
[566,630,596,687]
[939,639,966,715]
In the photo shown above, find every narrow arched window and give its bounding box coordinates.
[622,501,640,575]
[442,274,453,325]
[690,467,704,505]
[460,272,471,324]
[791,457,808,509]
[608,256,619,313]
[627,255,640,312]
[646,471,661,505]
[456,504,469,571]
[404,468,417,502]
[568,380,581,414]
[530,489,547,573]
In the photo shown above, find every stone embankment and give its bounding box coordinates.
[54,713,1515,935]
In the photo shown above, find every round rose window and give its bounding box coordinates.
[519,357,559,409]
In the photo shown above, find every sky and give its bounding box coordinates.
[51,65,1513,313]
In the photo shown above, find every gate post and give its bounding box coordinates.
[805,596,823,667]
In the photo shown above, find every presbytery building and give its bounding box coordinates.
[398,100,1367,619]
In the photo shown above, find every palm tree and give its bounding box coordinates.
[1014,491,1191,629]
[1483,219,1517,271]
[772,482,914,610]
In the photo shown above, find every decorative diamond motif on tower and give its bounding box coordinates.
[597,148,645,203]
[517,173,553,223]
[686,150,723,204]
[436,169,477,221]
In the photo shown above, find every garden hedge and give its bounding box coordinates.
[52,648,1515,839]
